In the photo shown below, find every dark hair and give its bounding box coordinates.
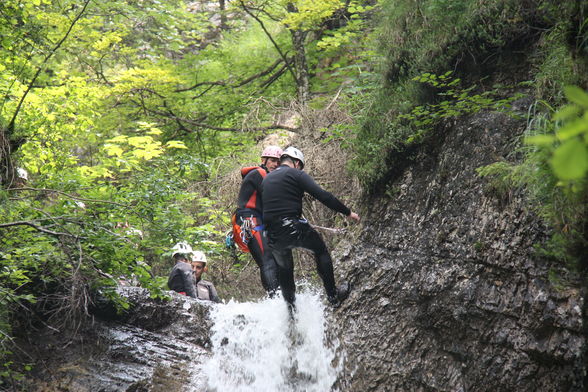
[280,155,296,165]
[173,253,188,261]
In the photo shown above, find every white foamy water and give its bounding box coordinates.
[202,288,343,392]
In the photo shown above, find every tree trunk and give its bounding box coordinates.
[290,29,310,105]
[0,128,15,188]
[219,0,228,30]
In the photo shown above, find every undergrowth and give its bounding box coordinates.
[333,0,588,269]
[348,0,588,188]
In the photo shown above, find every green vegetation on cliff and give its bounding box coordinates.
[347,0,587,275]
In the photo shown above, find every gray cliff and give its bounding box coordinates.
[332,107,585,391]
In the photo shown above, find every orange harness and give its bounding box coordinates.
[231,213,265,253]
[230,166,267,253]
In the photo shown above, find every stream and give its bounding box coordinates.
[202,287,344,392]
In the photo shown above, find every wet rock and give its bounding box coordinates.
[21,287,213,391]
[332,110,585,392]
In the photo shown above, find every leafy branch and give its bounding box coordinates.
[7,0,92,136]
[399,71,524,143]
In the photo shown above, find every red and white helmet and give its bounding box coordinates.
[261,145,283,159]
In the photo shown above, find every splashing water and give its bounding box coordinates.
[202,288,343,392]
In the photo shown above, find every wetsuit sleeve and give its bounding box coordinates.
[180,264,198,298]
[208,283,221,303]
[298,171,351,216]
[237,169,264,211]
[167,267,175,290]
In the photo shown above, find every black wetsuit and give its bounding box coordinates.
[167,262,197,298]
[235,165,279,293]
[261,165,350,305]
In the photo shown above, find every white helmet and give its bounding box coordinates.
[192,250,207,264]
[171,241,193,258]
[281,146,305,169]
[16,167,28,181]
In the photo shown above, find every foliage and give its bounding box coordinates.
[399,72,524,144]
[0,0,381,383]
[347,0,588,188]
[477,90,587,268]
[526,86,588,183]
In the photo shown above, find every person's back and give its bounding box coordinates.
[262,164,351,225]
[261,165,305,224]
[168,261,197,296]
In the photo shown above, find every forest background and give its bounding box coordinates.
[0,0,587,385]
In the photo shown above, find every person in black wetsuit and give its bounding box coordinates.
[167,242,198,298]
[261,146,360,309]
[233,146,282,295]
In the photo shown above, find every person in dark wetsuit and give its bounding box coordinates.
[261,146,360,309]
[167,242,198,298]
[233,146,282,295]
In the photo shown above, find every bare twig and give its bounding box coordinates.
[238,0,299,85]
[8,187,129,207]
[0,221,77,237]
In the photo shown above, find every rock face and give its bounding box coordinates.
[22,287,212,392]
[333,109,585,391]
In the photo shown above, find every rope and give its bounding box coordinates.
[309,224,347,234]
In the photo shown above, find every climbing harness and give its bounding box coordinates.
[231,213,264,253]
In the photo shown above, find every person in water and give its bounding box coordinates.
[261,146,360,309]
[191,250,221,303]
[167,242,198,298]
[232,146,282,295]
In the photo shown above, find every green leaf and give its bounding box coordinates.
[524,134,556,146]
[556,118,588,141]
[553,104,582,122]
[564,86,588,109]
[551,139,588,180]
[165,140,188,149]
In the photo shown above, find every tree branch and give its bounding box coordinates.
[238,0,299,85]
[0,221,77,238]
[7,0,92,134]
[144,106,298,132]
[8,187,129,207]
[176,57,286,95]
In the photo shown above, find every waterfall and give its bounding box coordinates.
[202,287,343,392]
